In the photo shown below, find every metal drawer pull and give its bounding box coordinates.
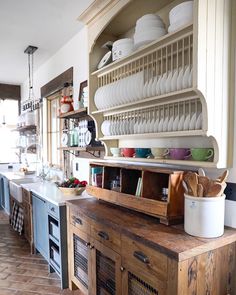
[98,231,109,240]
[51,207,55,212]
[73,217,83,225]
[133,251,150,264]
[85,242,90,247]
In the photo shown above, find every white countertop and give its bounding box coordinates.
[21,181,91,206]
[0,171,37,180]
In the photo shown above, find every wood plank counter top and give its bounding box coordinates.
[66,197,236,261]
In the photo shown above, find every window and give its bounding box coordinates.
[0,99,19,163]
[47,92,62,167]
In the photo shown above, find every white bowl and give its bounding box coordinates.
[134,28,166,48]
[135,24,166,34]
[169,1,193,25]
[112,38,133,61]
[136,19,165,29]
[136,14,162,24]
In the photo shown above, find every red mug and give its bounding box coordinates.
[122,148,135,157]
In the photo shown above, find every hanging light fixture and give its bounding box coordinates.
[22,45,39,113]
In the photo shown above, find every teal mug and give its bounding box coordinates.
[191,148,214,161]
[135,148,151,158]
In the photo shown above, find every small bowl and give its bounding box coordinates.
[58,187,85,195]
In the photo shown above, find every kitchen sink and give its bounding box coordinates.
[9,178,40,203]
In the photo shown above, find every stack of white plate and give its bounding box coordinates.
[168,1,193,33]
[112,38,134,61]
[134,14,166,49]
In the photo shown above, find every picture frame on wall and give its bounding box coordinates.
[79,80,88,105]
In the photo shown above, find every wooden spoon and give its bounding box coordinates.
[198,176,210,195]
[197,183,204,197]
[206,182,223,197]
[184,172,198,197]
[217,170,229,183]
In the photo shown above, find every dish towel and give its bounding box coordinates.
[10,201,24,235]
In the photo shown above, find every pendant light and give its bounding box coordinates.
[22,45,39,112]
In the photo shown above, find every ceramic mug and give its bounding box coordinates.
[122,148,135,157]
[151,148,169,159]
[191,148,214,161]
[135,148,151,158]
[169,148,191,160]
[110,147,121,157]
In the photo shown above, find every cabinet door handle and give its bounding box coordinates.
[98,231,109,240]
[85,242,90,247]
[133,251,150,264]
[73,216,82,225]
[51,207,55,212]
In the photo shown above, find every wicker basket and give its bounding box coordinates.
[58,187,86,195]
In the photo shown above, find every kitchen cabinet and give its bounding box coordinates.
[22,188,33,252]
[47,201,69,289]
[67,198,236,295]
[32,193,49,260]
[0,176,10,214]
[78,0,236,168]
[68,206,122,295]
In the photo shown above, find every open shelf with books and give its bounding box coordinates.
[87,161,185,225]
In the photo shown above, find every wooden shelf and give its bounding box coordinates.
[58,108,89,119]
[91,88,196,115]
[58,146,104,152]
[99,130,206,141]
[13,125,37,132]
[91,23,193,77]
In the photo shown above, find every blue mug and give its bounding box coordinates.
[135,148,151,158]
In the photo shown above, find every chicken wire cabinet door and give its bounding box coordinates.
[70,227,92,295]
[122,265,166,295]
[91,239,122,295]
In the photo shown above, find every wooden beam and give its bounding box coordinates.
[40,67,73,98]
[0,83,21,100]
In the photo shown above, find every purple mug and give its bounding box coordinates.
[169,148,191,160]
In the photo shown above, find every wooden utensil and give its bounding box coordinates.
[206,182,223,197]
[182,180,189,194]
[197,183,204,197]
[198,168,206,177]
[217,170,229,183]
[198,175,210,195]
[184,172,198,197]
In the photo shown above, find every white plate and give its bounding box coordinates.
[182,65,191,89]
[171,69,178,92]
[143,80,149,98]
[177,68,184,91]
[167,116,174,132]
[166,71,172,93]
[84,130,92,145]
[97,51,112,69]
[160,72,167,95]
[188,67,193,88]
[153,118,159,132]
[195,113,203,129]
[189,113,197,130]
[162,116,169,132]
[151,76,158,97]
[178,114,185,131]
[172,115,179,131]
[156,76,162,96]
[183,114,190,130]
[158,118,164,132]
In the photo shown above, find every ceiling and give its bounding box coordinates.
[0,0,94,85]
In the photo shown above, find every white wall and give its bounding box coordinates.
[21,26,89,102]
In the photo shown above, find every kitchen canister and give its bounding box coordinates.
[184,193,226,238]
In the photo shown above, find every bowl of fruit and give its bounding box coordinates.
[57,177,88,195]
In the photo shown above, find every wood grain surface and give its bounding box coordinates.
[67,197,236,261]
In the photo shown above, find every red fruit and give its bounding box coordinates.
[74,179,80,185]
[80,180,88,187]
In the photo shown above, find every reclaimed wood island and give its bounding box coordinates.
[66,197,236,295]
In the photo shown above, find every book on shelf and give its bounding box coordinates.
[135,177,142,197]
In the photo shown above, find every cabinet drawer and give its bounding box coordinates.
[91,222,121,252]
[48,202,59,219]
[49,221,60,241]
[69,208,90,234]
[121,236,168,282]
[22,189,31,204]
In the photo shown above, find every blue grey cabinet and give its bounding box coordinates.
[32,193,49,260]
[0,176,4,209]
[3,176,10,214]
